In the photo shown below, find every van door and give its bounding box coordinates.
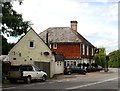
[33,66,42,79]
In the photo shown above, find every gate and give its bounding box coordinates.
[34,62,50,78]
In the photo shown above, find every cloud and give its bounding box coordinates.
[12,0,118,54]
[93,39,118,54]
[78,0,119,3]
[101,3,118,22]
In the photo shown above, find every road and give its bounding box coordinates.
[2,68,119,91]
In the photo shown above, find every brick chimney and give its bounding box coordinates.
[70,21,78,32]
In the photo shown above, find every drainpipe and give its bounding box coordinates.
[46,31,49,46]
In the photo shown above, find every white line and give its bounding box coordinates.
[48,82,55,84]
[24,82,46,87]
[66,77,119,89]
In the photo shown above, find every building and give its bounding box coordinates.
[54,54,64,74]
[8,28,55,78]
[39,21,95,68]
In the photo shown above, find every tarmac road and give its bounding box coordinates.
[2,68,119,91]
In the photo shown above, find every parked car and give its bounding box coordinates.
[64,66,72,75]
[64,66,86,75]
[6,65,47,84]
[86,65,103,72]
[96,65,103,71]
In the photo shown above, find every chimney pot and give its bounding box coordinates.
[70,21,78,32]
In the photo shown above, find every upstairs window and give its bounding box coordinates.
[53,43,57,49]
[87,46,89,55]
[29,41,34,48]
[82,44,85,55]
[49,44,53,49]
[92,48,94,56]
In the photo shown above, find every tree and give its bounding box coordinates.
[94,48,106,68]
[1,35,15,55]
[1,1,30,55]
[1,1,30,37]
[108,50,120,68]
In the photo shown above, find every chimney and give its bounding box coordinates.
[70,20,78,32]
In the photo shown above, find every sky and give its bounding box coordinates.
[6,0,119,54]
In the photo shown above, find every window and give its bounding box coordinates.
[74,62,76,66]
[57,62,59,66]
[60,62,61,66]
[49,44,51,48]
[71,61,73,66]
[53,43,57,49]
[64,61,66,67]
[34,67,40,71]
[67,61,69,66]
[87,46,89,55]
[29,41,34,48]
[12,51,15,55]
[92,48,94,56]
[82,44,85,55]
[19,53,21,57]
[49,44,53,49]
[13,58,16,60]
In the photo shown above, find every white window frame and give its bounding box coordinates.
[87,46,89,55]
[49,44,52,48]
[82,44,85,55]
[92,48,94,56]
[29,40,35,48]
[53,43,57,49]
[57,61,59,66]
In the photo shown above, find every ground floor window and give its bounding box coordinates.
[74,62,76,66]
[67,61,69,66]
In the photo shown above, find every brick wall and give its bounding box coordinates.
[52,43,80,59]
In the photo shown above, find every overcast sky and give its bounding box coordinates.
[7,0,119,54]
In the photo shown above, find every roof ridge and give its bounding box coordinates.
[69,27,94,47]
[9,28,52,54]
[48,27,69,29]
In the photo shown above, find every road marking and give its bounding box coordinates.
[24,82,46,87]
[66,77,119,89]
[48,82,55,84]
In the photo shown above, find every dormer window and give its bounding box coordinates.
[53,43,57,49]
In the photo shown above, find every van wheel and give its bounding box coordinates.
[42,75,46,82]
[25,76,31,84]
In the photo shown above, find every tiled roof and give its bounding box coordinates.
[55,54,64,61]
[39,27,81,43]
[39,27,94,47]
[77,33,94,46]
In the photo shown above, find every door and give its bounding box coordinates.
[32,66,43,79]
[34,62,50,78]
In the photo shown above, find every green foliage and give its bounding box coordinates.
[1,1,30,37]
[108,50,120,68]
[2,35,15,55]
[94,48,106,68]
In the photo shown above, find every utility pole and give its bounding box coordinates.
[104,56,109,72]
